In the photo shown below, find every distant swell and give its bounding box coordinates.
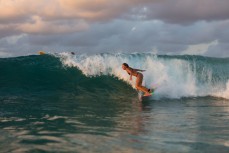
[0,53,229,100]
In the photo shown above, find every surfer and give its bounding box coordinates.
[122,63,152,96]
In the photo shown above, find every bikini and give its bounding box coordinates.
[128,68,140,77]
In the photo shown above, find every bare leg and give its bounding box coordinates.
[136,86,149,93]
[136,73,150,95]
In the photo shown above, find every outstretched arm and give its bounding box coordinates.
[134,69,145,72]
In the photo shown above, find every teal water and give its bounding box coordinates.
[0,54,229,152]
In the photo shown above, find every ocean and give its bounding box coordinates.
[0,53,229,153]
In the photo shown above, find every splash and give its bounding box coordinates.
[58,52,229,99]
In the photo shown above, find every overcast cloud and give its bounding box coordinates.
[0,0,229,57]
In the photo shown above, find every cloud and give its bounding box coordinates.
[0,51,12,57]
[1,19,229,57]
[182,40,218,55]
[144,0,229,24]
[0,0,229,57]
[1,0,229,24]
[0,0,150,22]
[205,42,229,57]
[0,0,151,37]
[17,16,89,34]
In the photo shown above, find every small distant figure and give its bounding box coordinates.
[122,63,152,96]
[71,52,75,55]
[38,51,45,55]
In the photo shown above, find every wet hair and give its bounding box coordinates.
[122,63,129,68]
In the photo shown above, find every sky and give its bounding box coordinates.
[0,0,229,57]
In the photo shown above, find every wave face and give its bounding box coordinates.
[1,53,229,99]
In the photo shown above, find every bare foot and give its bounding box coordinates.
[144,93,151,96]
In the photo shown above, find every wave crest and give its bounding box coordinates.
[59,52,229,99]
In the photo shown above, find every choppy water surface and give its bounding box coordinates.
[1,93,229,153]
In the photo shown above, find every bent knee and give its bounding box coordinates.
[135,85,140,89]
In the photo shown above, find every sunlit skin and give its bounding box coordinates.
[122,63,151,96]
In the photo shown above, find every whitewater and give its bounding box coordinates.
[59,52,229,99]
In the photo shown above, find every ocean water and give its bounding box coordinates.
[0,53,229,153]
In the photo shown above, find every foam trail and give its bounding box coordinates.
[58,52,229,99]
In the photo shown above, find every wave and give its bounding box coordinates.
[1,53,229,99]
[59,52,229,99]
[0,54,133,99]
